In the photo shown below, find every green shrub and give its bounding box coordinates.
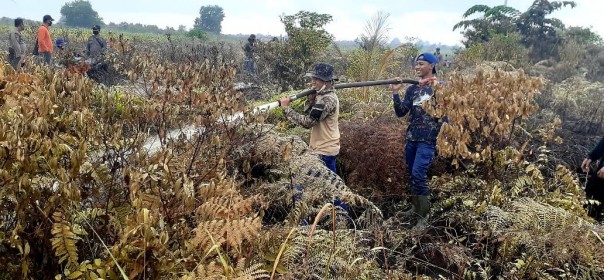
[186,28,208,40]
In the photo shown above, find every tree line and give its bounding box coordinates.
[60,1,223,36]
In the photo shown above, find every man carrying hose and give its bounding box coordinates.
[279,63,348,211]
[280,63,340,172]
[390,52,444,230]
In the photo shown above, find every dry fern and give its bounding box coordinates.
[193,217,262,254]
[50,212,80,268]
[510,175,533,197]
[236,128,383,227]
[232,261,270,280]
[181,259,268,280]
[484,197,604,278]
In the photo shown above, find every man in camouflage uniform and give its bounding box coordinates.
[391,52,444,230]
[86,25,106,61]
[280,63,348,212]
[8,18,26,71]
[279,63,340,172]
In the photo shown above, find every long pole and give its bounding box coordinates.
[147,78,419,152]
[248,79,419,116]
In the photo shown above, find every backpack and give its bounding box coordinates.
[32,37,39,55]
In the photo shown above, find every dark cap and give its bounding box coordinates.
[92,25,101,31]
[416,53,438,74]
[43,15,54,22]
[304,63,338,82]
[14,18,24,27]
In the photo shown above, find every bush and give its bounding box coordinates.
[338,116,408,200]
[454,32,529,69]
[186,28,208,40]
[426,67,543,164]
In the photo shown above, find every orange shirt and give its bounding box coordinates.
[37,25,52,53]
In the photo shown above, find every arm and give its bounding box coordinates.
[86,37,92,56]
[582,136,604,172]
[393,87,412,117]
[283,95,337,129]
[589,136,604,160]
[18,39,26,58]
[9,32,20,56]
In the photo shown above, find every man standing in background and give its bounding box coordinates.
[36,15,54,64]
[8,18,26,71]
[243,34,257,79]
[87,25,106,61]
[434,47,443,65]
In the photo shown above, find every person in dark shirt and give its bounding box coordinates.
[86,25,106,60]
[243,34,256,77]
[434,47,443,65]
[581,136,604,221]
[390,52,444,230]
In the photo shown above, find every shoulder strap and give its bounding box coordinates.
[94,36,105,48]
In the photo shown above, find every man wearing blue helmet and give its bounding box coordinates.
[390,52,443,230]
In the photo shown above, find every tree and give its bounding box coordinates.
[194,5,225,34]
[563,26,603,46]
[516,0,576,61]
[280,11,333,60]
[347,11,404,84]
[355,11,390,52]
[252,11,334,91]
[455,0,576,61]
[453,4,520,47]
[60,0,103,27]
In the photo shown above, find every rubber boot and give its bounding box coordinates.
[400,196,418,217]
[412,195,431,230]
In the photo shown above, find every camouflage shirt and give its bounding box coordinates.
[284,89,340,155]
[86,35,106,58]
[393,84,443,144]
[8,27,26,57]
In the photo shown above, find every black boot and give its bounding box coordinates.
[400,196,418,217]
[412,195,431,230]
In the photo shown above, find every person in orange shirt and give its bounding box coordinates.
[36,15,54,64]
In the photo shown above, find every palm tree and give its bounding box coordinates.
[347,11,413,101]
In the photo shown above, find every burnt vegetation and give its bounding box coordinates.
[1,0,604,279]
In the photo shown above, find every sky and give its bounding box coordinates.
[2,0,602,46]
